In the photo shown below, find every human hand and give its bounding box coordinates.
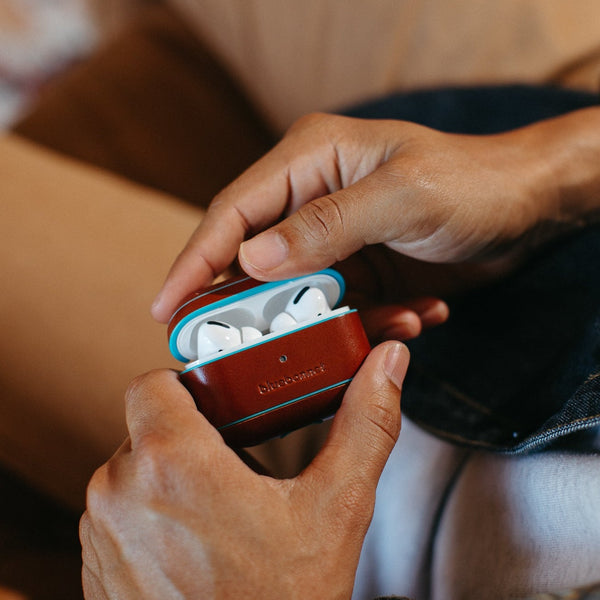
[152,112,557,334]
[79,341,409,600]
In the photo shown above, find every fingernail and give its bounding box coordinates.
[240,231,288,272]
[418,301,450,325]
[384,343,409,390]
[151,290,163,314]
[382,314,422,341]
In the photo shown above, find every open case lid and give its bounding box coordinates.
[167,268,346,362]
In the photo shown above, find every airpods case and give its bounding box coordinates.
[168,269,371,447]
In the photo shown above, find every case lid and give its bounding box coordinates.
[168,268,345,362]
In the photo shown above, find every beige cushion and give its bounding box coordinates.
[170,0,600,131]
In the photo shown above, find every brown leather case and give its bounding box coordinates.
[180,310,370,446]
[168,271,370,446]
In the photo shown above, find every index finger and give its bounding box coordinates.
[151,164,289,322]
[151,118,342,323]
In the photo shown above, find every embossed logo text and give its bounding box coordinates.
[258,362,326,394]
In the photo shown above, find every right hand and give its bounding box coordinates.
[80,342,409,600]
[152,112,560,336]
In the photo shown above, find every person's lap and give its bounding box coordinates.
[4,4,600,599]
[353,418,600,599]
[433,446,600,599]
[352,417,468,600]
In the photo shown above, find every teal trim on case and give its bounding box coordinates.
[217,378,353,430]
[179,308,357,373]
[325,267,346,301]
[170,268,346,362]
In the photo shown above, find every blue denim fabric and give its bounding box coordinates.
[343,85,600,452]
[343,84,600,135]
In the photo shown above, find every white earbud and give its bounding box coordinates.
[197,320,241,357]
[196,321,264,358]
[286,286,331,321]
[270,286,331,332]
[241,326,262,342]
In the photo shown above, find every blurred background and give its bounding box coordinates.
[0,0,148,129]
[0,4,146,599]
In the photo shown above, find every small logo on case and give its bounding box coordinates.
[258,362,326,394]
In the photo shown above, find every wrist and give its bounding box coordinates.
[521,106,600,227]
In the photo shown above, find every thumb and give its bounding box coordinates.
[238,174,399,280]
[300,341,409,519]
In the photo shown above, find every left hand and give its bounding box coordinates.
[80,341,409,599]
[152,112,563,340]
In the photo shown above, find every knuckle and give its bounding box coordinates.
[133,432,172,478]
[85,436,179,519]
[124,371,153,404]
[83,466,124,545]
[124,373,146,399]
[287,112,352,145]
[209,193,252,233]
[296,195,346,249]
[287,111,332,135]
[79,513,98,573]
[85,464,112,515]
[79,512,102,574]
[124,369,170,412]
[79,510,92,542]
[128,433,182,499]
[362,390,402,450]
[208,188,227,210]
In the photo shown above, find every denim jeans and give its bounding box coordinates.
[344,85,600,453]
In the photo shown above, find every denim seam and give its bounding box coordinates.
[507,413,600,454]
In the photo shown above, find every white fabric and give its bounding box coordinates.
[352,418,600,599]
[432,451,600,599]
[353,418,468,599]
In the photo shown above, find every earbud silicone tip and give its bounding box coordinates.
[241,326,262,342]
